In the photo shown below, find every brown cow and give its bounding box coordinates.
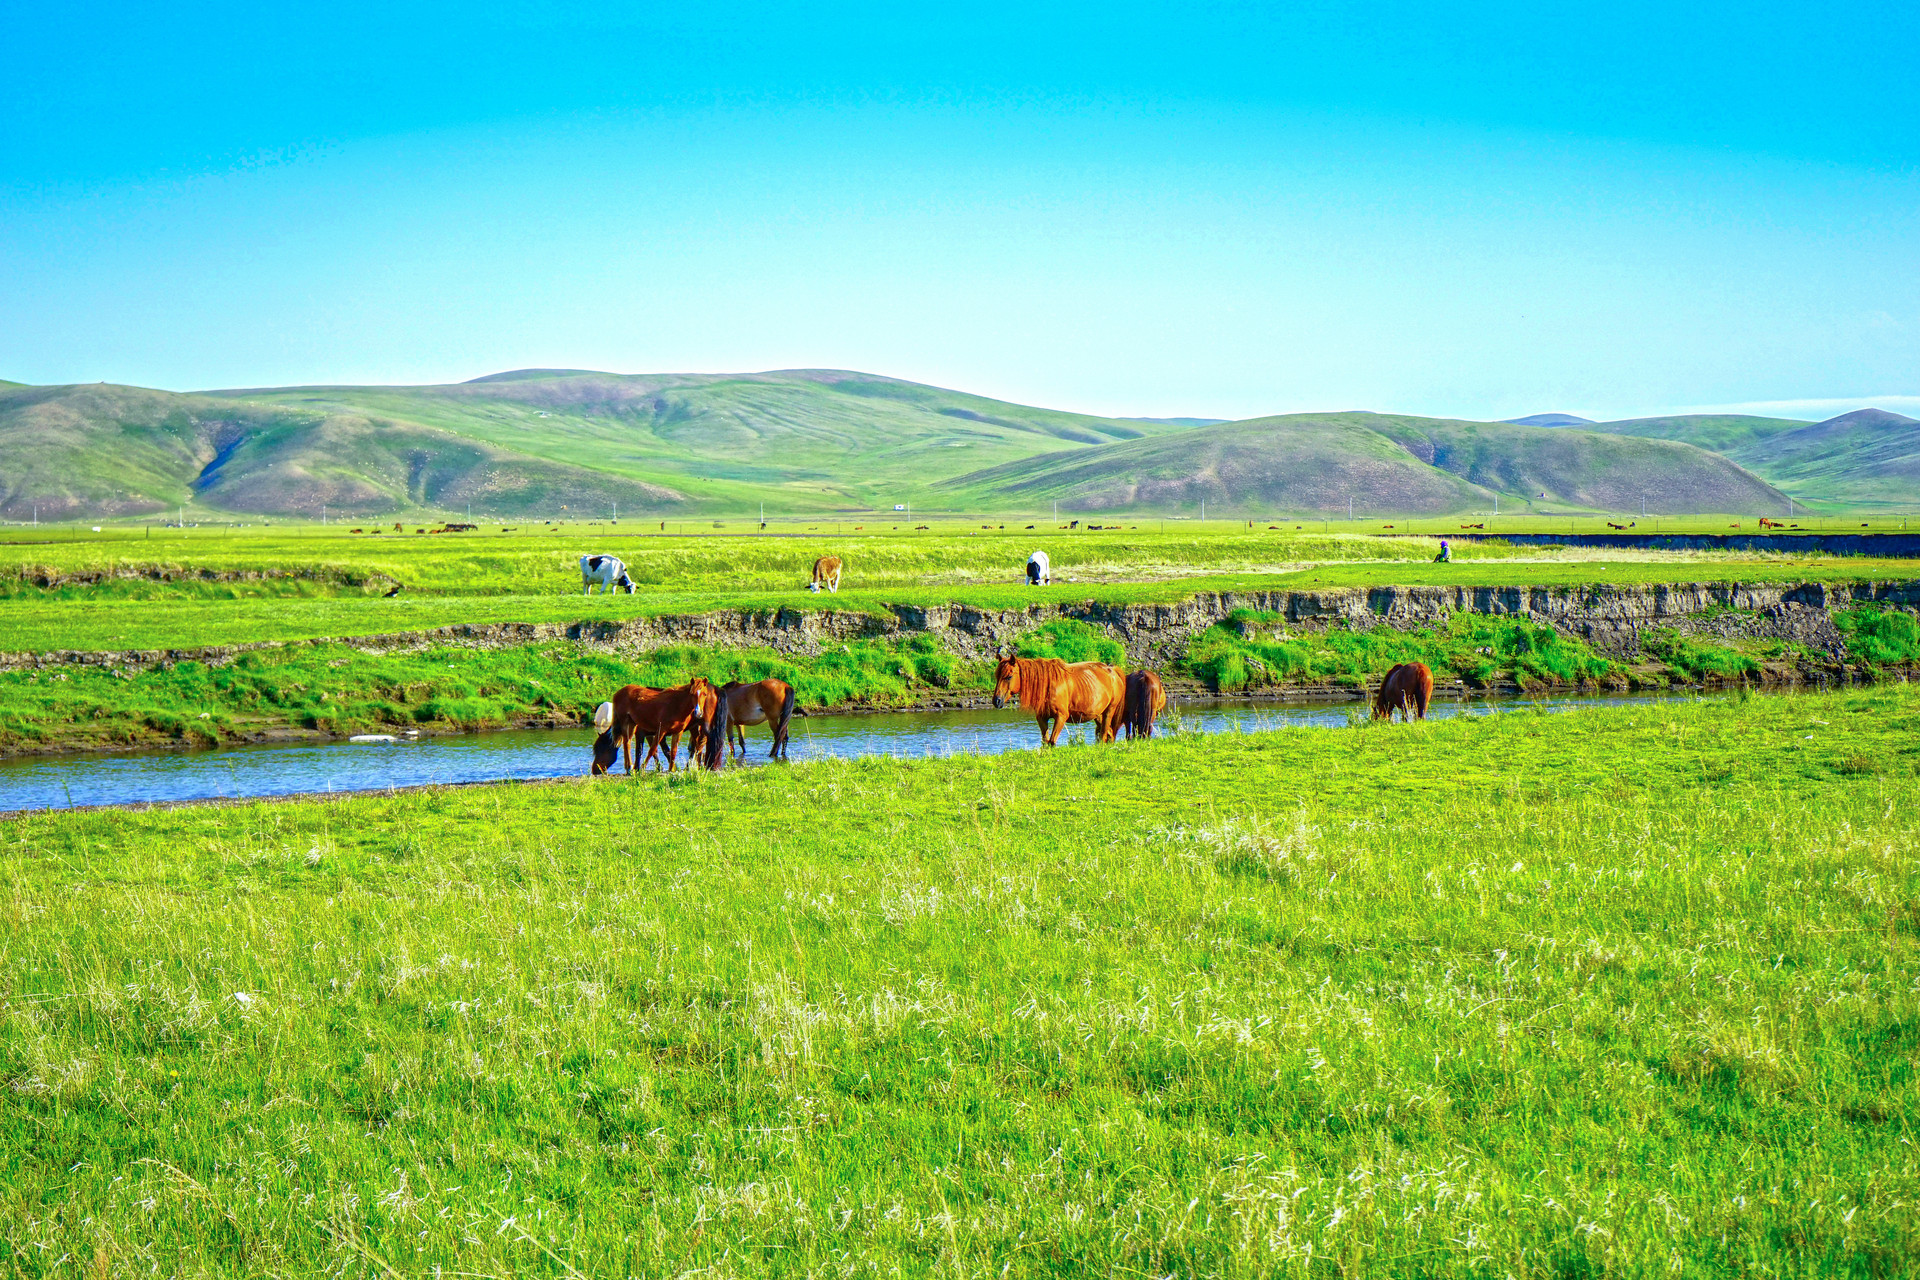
[1123,670,1168,739]
[809,556,842,593]
[595,679,717,773]
[992,655,1127,746]
[1372,662,1434,722]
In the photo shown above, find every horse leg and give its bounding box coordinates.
[664,730,681,772]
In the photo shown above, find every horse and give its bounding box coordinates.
[581,554,636,594]
[590,700,620,775]
[808,556,842,593]
[992,654,1127,746]
[1026,550,1050,585]
[598,679,717,773]
[1123,670,1168,739]
[716,677,802,760]
[1372,662,1434,722]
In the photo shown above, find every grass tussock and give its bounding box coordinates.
[0,688,1916,1274]
[1836,605,1920,665]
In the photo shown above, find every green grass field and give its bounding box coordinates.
[3,525,1916,655]
[3,688,1915,1275]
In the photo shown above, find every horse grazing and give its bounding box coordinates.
[808,556,842,593]
[581,554,636,594]
[1123,670,1168,739]
[716,678,802,760]
[992,655,1127,746]
[1372,662,1434,722]
[598,679,717,773]
[1026,550,1050,585]
[590,700,620,775]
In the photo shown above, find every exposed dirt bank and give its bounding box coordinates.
[6,579,1915,675]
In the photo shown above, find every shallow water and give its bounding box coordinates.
[0,688,1732,813]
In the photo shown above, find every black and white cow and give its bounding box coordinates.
[580,554,636,594]
[1026,550,1050,586]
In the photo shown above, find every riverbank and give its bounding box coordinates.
[4,687,1915,1274]
[2,598,1915,758]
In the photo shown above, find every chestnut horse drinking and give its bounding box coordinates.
[715,677,802,760]
[1123,670,1168,739]
[992,655,1127,746]
[596,678,717,773]
[1372,662,1434,722]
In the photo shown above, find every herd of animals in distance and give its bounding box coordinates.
[577,547,1436,778]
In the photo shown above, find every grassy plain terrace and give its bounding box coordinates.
[2,687,1916,1276]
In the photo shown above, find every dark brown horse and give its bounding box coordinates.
[1373,662,1433,722]
[992,655,1127,746]
[1123,670,1167,739]
[597,678,717,773]
[716,677,802,760]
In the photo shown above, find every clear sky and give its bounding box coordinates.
[3,1,1915,421]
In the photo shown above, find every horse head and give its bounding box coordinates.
[991,654,1020,709]
[590,729,619,775]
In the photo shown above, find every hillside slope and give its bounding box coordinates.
[1723,409,1920,506]
[1586,408,1920,506]
[946,412,1789,516]
[0,383,688,520]
[205,370,1189,512]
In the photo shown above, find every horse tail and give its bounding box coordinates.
[703,692,730,771]
[593,701,614,733]
[775,682,796,755]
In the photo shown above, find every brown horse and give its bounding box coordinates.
[716,677,803,760]
[808,556,842,593]
[1123,670,1168,739]
[1373,662,1434,722]
[992,655,1127,746]
[599,678,717,773]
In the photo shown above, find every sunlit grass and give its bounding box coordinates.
[2,687,1916,1275]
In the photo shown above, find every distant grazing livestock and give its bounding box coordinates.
[993,654,1127,746]
[1373,662,1434,722]
[714,678,803,760]
[580,554,636,594]
[809,556,843,593]
[1124,670,1167,739]
[1026,551,1050,585]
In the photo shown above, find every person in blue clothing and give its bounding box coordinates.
[1434,539,1452,563]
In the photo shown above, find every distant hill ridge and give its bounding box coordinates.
[0,368,1895,518]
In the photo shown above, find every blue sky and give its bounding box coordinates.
[2,1,1915,421]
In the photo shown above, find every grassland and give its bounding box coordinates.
[3,526,1916,655]
[2,688,1916,1275]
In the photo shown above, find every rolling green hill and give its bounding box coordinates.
[0,370,1871,520]
[1584,409,1920,507]
[204,369,1188,514]
[945,411,1790,516]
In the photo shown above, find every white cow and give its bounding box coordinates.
[1026,550,1050,586]
[580,554,636,594]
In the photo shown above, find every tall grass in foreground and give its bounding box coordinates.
[2,689,1917,1276]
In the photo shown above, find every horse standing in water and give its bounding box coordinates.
[715,677,803,760]
[1373,662,1434,722]
[1123,670,1168,739]
[594,678,717,773]
[992,655,1127,746]
[808,556,842,593]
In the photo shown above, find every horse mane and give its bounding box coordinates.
[1017,657,1063,712]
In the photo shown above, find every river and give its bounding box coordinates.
[0,688,1731,813]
